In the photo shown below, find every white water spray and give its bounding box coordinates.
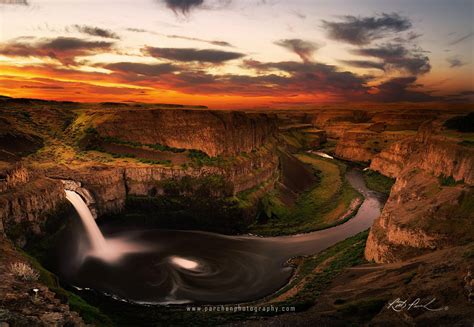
[65,190,107,253]
[65,190,147,263]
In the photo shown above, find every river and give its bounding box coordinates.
[56,168,384,305]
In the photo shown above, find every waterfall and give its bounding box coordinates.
[65,189,147,263]
[65,190,107,254]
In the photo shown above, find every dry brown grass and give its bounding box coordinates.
[9,261,40,281]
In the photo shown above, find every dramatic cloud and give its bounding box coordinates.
[103,62,177,76]
[351,43,431,75]
[167,35,233,47]
[162,0,204,14]
[449,32,473,46]
[0,37,114,64]
[322,13,412,45]
[143,46,244,63]
[275,39,319,62]
[370,76,438,102]
[446,56,466,68]
[241,59,370,95]
[73,25,120,39]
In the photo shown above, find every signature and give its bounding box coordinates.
[387,298,448,312]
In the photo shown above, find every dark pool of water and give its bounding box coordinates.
[54,168,384,305]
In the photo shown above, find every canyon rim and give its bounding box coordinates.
[0,0,473,326]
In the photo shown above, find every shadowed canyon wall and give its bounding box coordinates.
[0,107,280,244]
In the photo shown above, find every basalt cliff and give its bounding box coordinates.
[0,100,280,245]
[365,123,474,263]
[1,97,473,326]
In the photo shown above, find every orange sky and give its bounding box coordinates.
[0,0,473,108]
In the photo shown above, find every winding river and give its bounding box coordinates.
[56,168,384,305]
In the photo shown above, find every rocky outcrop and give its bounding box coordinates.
[371,110,438,130]
[91,109,277,157]
[0,165,29,193]
[371,132,474,184]
[0,172,65,246]
[47,167,126,216]
[365,169,473,263]
[335,130,413,163]
[310,109,372,128]
[369,136,419,178]
[42,142,279,215]
[0,233,85,326]
[366,123,474,263]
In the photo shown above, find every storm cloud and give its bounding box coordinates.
[322,13,412,45]
[275,39,319,62]
[143,46,244,63]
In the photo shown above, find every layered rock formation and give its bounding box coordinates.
[370,130,474,183]
[334,130,415,163]
[365,124,474,263]
[0,102,280,244]
[0,168,66,246]
[41,143,279,215]
[90,109,277,157]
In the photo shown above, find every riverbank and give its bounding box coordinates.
[15,157,385,325]
[248,153,363,236]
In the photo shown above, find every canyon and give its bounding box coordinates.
[0,96,473,326]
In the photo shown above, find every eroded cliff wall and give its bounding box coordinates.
[0,166,66,246]
[89,109,277,157]
[365,125,474,263]
[0,108,280,243]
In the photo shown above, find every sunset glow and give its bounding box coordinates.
[0,0,473,108]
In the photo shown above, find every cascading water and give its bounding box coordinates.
[58,168,385,304]
[65,190,107,254]
[64,189,146,263]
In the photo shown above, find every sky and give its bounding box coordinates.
[0,0,473,108]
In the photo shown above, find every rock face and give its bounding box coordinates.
[365,169,472,263]
[42,144,279,216]
[0,233,85,326]
[0,171,66,246]
[93,109,277,157]
[371,111,438,130]
[0,108,280,245]
[365,125,474,263]
[370,132,474,184]
[335,130,413,163]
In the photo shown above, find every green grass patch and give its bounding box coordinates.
[273,230,369,307]
[438,174,464,186]
[19,249,112,326]
[363,170,395,195]
[249,154,361,236]
[187,149,228,167]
